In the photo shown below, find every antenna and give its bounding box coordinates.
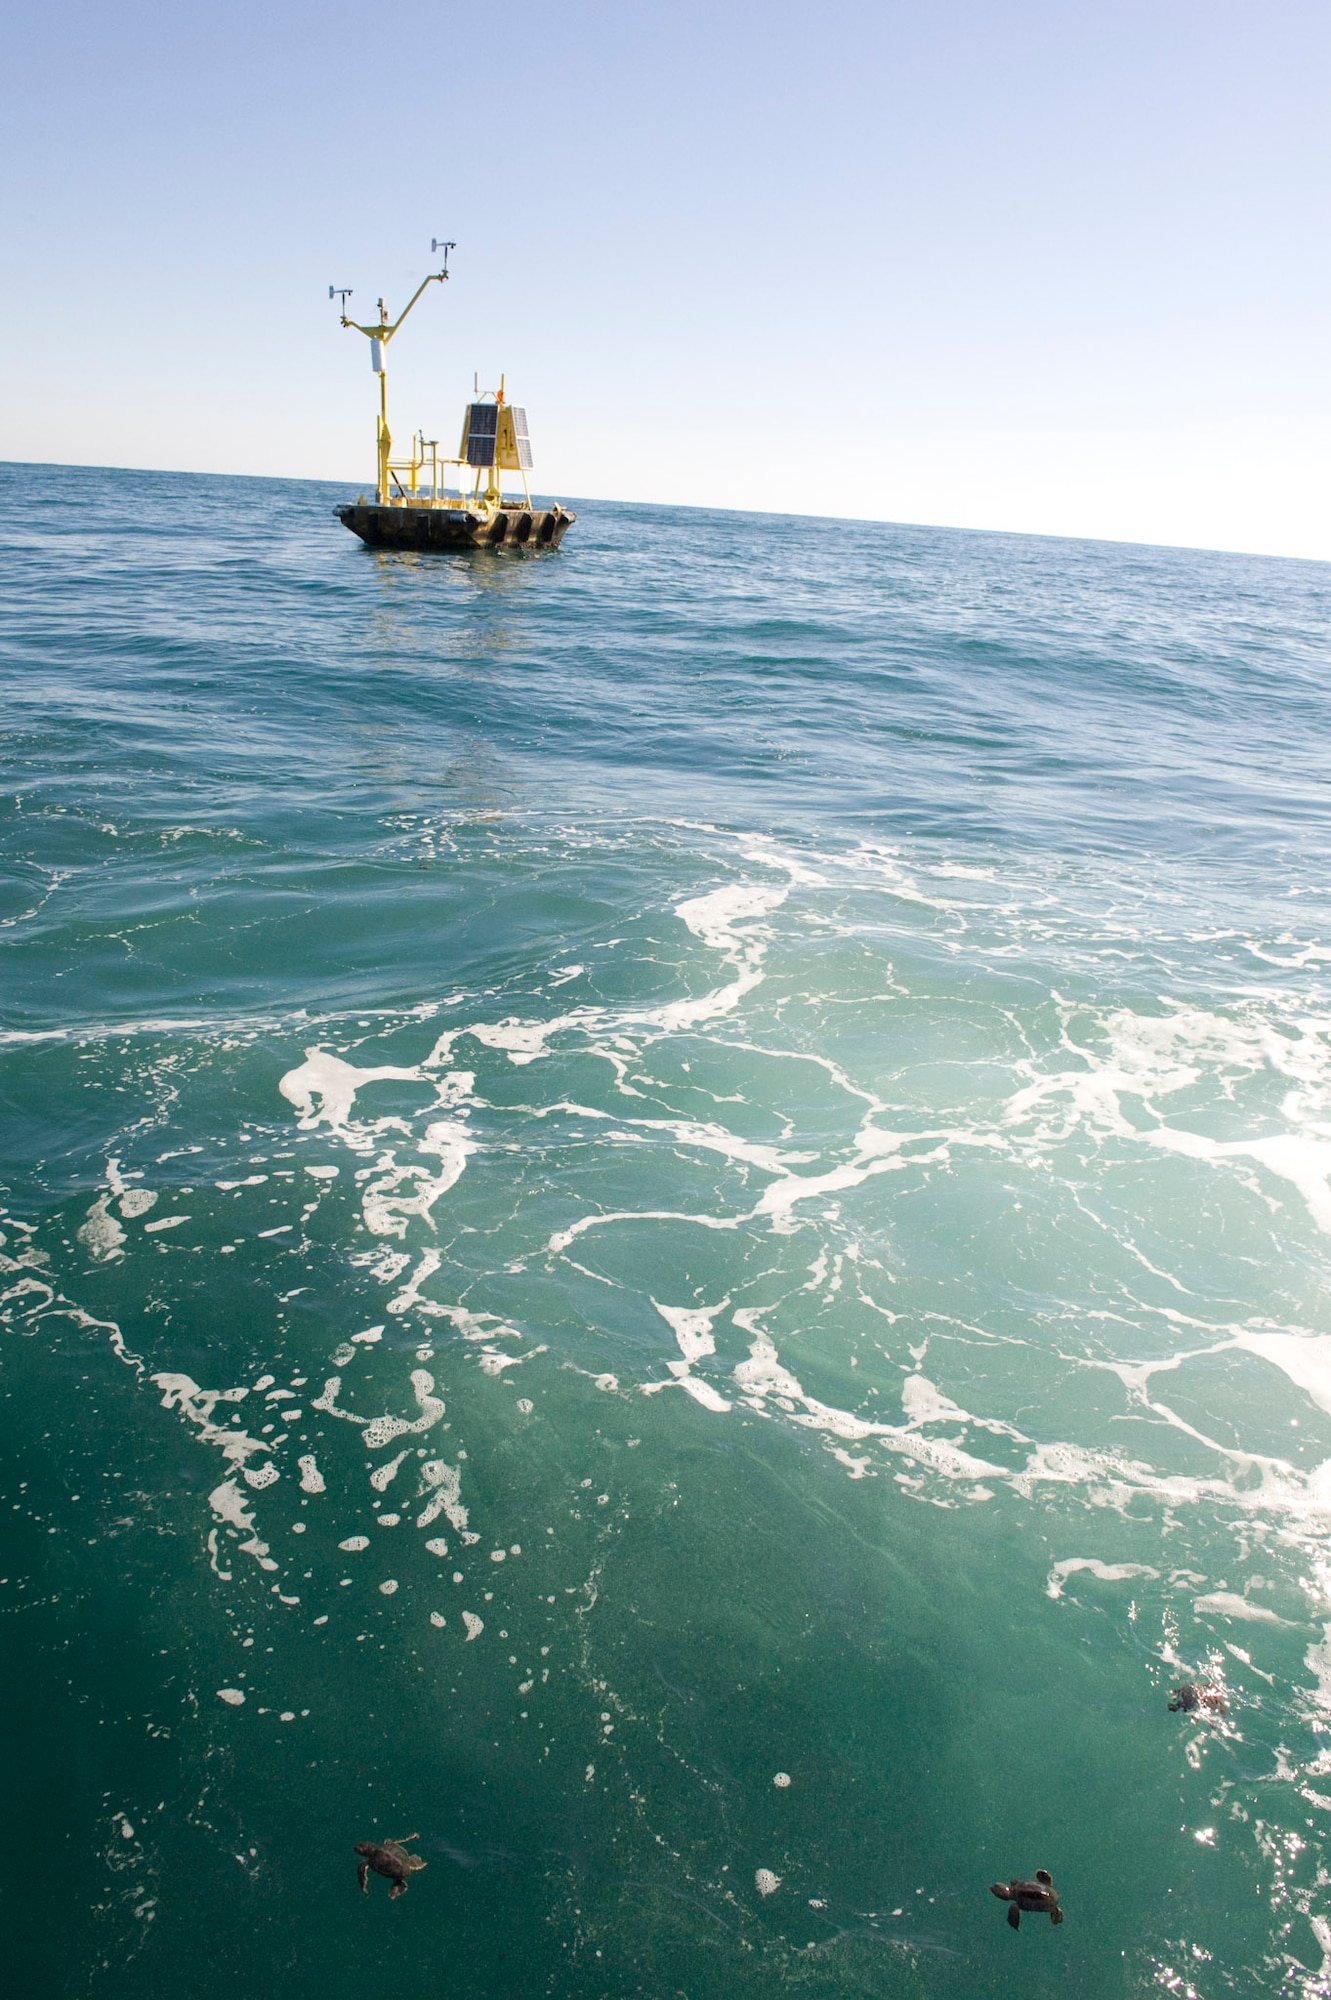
[430,238,455,275]
[329,286,353,315]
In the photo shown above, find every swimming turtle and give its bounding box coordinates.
[1168,1680,1228,1715]
[990,1870,1063,1929]
[355,1833,427,1899]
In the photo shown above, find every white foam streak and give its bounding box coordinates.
[277,865,800,1268]
[416,1459,468,1534]
[362,1121,474,1239]
[642,1299,733,1409]
[731,1315,1004,1477]
[673,1374,734,1413]
[153,1374,268,1472]
[361,1370,446,1449]
[386,1249,443,1316]
[549,1206,742,1254]
[208,1478,277,1571]
[1047,1558,1161,1600]
[1146,1128,1331,1237]
[278,1049,428,1134]
[722,1313,1331,1530]
[425,877,787,1076]
[999,1000,1331,1237]
[77,1193,125,1262]
[261,846,1331,1569]
[654,1299,726,1365]
[278,1051,479,1238]
[1193,1591,1290,1625]
[1232,1333,1331,1420]
[476,1344,548,1376]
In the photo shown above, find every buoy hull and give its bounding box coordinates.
[337,503,574,551]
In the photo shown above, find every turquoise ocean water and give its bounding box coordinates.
[4,459,1331,1998]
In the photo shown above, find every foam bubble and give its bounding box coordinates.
[654,1298,726,1364]
[155,1374,271,1477]
[1193,1591,1289,1625]
[279,1048,427,1135]
[363,1122,474,1239]
[416,1460,468,1535]
[1047,1559,1162,1600]
[1233,1333,1331,1419]
[77,1194,125,1262]
[370,1450,410,1492]
[361,1371,446,1449]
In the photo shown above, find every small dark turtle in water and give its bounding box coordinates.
[355,1832,427,1899]
[1169,1680,1228,1715]
[990,1869,1063,1929]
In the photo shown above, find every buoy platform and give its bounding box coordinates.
[329,243,575,557]
[337,501,574,551]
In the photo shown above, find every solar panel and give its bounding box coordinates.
[461,402,499,466]
[496,405,534,470]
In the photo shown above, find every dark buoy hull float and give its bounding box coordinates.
[330,241,574,554]
[337,501,573,551]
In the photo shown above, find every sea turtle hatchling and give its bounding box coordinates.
[355,1833,427,1899]
[1168,1679,1229,1715]
[990,1869,1063,1929]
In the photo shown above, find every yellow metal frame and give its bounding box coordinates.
[339,264,535,517]
[340,269,450,504]
[456,379,534,512]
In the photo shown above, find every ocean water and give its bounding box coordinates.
[3,460,1331,2000]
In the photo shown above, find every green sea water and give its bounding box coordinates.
[4,461,1331,1996]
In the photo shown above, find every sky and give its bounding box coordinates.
[2,0,1328,558]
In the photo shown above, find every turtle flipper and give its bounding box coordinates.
[1050,1906,1064,1924]
[1008,1903,1021,1929]
[1035,1870,1052,1887]
[357,1861,369,1894]
[389,1880,408,1900]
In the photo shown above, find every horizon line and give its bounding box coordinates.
[1,456,1326,572]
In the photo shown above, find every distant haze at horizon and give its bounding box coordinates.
[2,0,1328,562]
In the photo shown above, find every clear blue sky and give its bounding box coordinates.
[3,1,1328,557]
